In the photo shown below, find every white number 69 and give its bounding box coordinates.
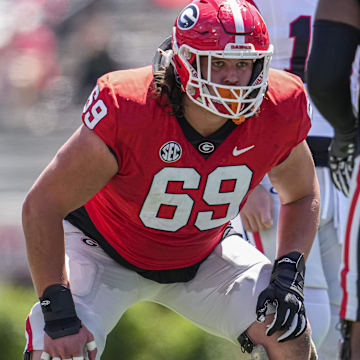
[83,84,108,129]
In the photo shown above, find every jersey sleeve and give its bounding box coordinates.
[295,84,312,144]
[272,77,312,167]
[81,74,121,164]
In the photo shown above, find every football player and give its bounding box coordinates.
[307,0,360,359]
[22,1,319,359]
[233,1,353,358]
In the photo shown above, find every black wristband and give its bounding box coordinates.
[40,284,81,339]
[272,251,305,300]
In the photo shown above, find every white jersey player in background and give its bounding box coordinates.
[232,0,358,358]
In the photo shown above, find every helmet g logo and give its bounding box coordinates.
[177,4,199,30]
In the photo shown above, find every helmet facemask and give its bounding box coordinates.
[173,35,273,121]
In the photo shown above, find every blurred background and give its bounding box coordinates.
[0,0,242,358]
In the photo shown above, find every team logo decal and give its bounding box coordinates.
[198,141,215,154]
[160,141,182,163]
[177,4,199,30]
[82,238,98,247]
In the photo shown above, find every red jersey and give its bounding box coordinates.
[80,65,310,270]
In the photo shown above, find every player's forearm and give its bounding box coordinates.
[22,194,68,297]
[276,193,320,260]
[307,18,358,135]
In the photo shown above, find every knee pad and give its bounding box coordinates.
[339,319,352,360]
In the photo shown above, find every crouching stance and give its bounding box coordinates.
[22,1,320,359]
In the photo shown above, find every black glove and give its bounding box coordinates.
[329,130,358,197]
[40,284,81,339]
[256,251,306,342]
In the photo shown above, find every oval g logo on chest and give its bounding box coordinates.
[198,141,215,154]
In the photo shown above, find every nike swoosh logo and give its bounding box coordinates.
[232,145,255,156]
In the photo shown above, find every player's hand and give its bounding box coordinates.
[39,284,97,359]
[41,324,97,360]
[329,130,358,197]
[256,251,306,342]
[240,184,274,232]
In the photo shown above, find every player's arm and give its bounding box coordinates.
[315,0,360,28]
[268,140,320,259]
[22,125,118,297]
[255,140,320,342]
[307,0,359,196]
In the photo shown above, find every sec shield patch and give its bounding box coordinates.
[160,141,182,163]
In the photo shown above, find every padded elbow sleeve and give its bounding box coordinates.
[306,20,359,133]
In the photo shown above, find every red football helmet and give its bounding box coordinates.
[172,0,273,120]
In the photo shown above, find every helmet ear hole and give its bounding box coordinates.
[181,48,193,60]
[248,59,264,86]
[245,59,265,99]
[182,49,196,67]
